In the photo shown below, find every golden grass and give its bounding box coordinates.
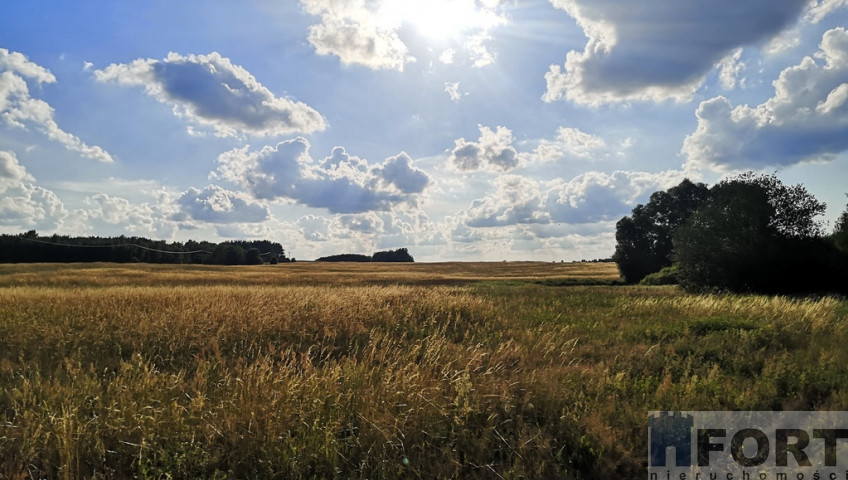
[0,261,620,288]
[0,263,845,479]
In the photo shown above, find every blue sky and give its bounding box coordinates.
[1,0,847,261]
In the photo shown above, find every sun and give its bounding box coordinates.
[378,0,503,42]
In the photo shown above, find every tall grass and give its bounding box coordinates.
[0,264,846,478]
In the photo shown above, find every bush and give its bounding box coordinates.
[640,265,679,285]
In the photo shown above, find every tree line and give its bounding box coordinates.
[613,173,848,294]
[316,248,415,262]
[0,231,292,265]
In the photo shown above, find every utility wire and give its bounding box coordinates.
[19,238,282,257]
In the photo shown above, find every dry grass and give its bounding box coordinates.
[0,263,845,479]
[0,261,620,288]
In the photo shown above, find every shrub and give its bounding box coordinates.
[640,265,679,285]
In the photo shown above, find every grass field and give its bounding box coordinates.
[1,262,846,479]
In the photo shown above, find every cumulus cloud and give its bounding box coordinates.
[450,125,519,171]
[300,0,506,70]
[298,214,333,242]
[532,127,611,163]
[462,169,687,227]
[0,150,34,192]
[0,150,69,232]
[0,184,68,231]
[301,0,413,71]
[683,27,848,171]
[214,138,430,214]
[1,48,114,162]
[375,152,430,194]
[544,0,809,104]
[95,52,325,137]
[175,185,270,224]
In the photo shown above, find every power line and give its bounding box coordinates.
[23,238,213,255]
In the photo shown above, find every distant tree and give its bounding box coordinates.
[269,256,279,265]
[613,179,709,283]
[244,248,263,265]
[372,248,414,262]
[316,254,372,262]
[211,243,246,265]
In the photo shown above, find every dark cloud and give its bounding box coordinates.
[545,0,809,104]
[376,152,430,194]
[95,52,325,137]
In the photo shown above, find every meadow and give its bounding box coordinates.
[1,262,846,479]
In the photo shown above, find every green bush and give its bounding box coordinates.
[640,265,679,285]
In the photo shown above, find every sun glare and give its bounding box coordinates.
[378,0,503,41]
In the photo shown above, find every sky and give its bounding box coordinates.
[1,0,847,261]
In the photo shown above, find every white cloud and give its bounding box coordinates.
[0,49,55,83]
[95,52,325,137]
[445,82,464,102]
[440,49,456,65]
[718,48,747,90]
[214,138,430,214]
[175,185,270,224]
[299,0,507,70]
[465,175,548,227]
[806,0,848,23]
[0,183,68,232]
[0,149,70,233]
[544,0,809,105]
[1,48,114,162]
[683,27,848,171]
[466,32,497,67]
[532,127,609,163]
[301,0,414,71]
[80,193,172,237]
[297,214,333,242]
[0,150,34,193]
[450,125,519,171]
[462,169,687,228]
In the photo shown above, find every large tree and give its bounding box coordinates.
[673,173,838,294]
[613,179,710,283]
[832,198,848,253]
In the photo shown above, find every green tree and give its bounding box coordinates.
[613,179,710,283]
[244,248,263,265]
[210,243,246,265]
[832,197,848,253]
[372,247,414,262]
[674,181,777,292]
[732,172,826,238]
[674,174,834,294]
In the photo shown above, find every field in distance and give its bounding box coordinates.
[0,260,620,288]
[1,262,846,479]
